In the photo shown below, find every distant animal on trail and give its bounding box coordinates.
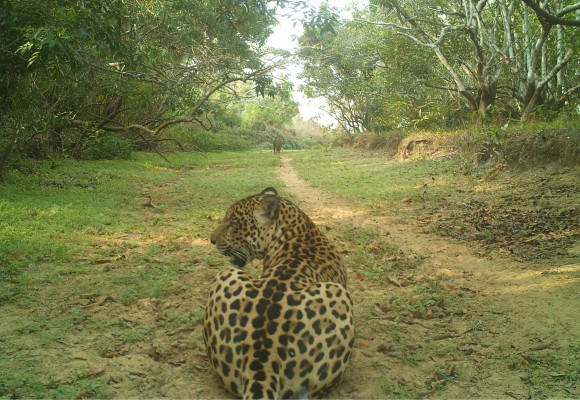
[273,137,284,154]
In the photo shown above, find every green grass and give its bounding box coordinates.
[290,148,463,215]
[337,225,420,282]
[0,150,282,398]
[0,151,281,297]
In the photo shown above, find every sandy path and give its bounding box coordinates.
[277,155,364,222]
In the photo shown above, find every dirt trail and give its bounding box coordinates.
[278,155,364,222]
[278,155,579,399]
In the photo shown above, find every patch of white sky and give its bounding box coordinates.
[266,0,368,126]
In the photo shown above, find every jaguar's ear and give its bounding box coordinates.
[260,187,278,196]
[255,193,279,224]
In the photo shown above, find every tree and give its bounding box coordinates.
[368,0,579,122]
[0,0,295,165]
[298,5,378,132]
[241,78,299,141]
[298,5,458,132]
[518,0,580,120]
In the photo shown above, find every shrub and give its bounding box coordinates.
[78,131,133,160]
[164,126,254,152]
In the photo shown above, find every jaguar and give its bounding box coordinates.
[203,187,354,399]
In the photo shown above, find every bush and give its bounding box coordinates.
[353,132,407,155]
[164,126,254,152]
[78,131,134,160]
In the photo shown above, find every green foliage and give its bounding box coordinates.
[118,325,155,343]
[243,98,298,132]
[461,125,580,167]
[0,368,110,398]
[78,131,134,160]
[0,0,293,174]
[298,6,455,132]
[300,1,579,131]
[2,0,577,179]
[239,78,300,144]
[166,126,254,152]
[0,370,47,399]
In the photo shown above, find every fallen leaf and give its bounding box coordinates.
[377,343,396,354]
[462,347,476,355]
[167,326,196,336]
[409,295,423,303]
[69,353,88,361]
[431,333,456,341]
[529,342,553,351]
[81,295,114,309]
[374,303,400,313]
[385,276,403,287]
[142,197,155,208]
[77,368,105,380]
[431,353,454,362]
[354,341,368,349]
[444,284,458,292]
[10,251,27,260]
[445,362,457,375]
[148,347,163,361]
[102,350,125,359]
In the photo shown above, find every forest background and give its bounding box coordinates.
[0,0,579,170]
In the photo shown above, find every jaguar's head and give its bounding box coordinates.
[210,187,279,268]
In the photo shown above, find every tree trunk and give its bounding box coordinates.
[521,47,574,121]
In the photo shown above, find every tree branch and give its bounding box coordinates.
[520,0,580,27]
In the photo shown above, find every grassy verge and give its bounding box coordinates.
[289,146,578,398]
[290,147,578,262]
[0,150,282,398]
[290,148,463,215]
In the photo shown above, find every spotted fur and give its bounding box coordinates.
[204,187,354,399]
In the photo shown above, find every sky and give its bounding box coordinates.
[266,1,368,126]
